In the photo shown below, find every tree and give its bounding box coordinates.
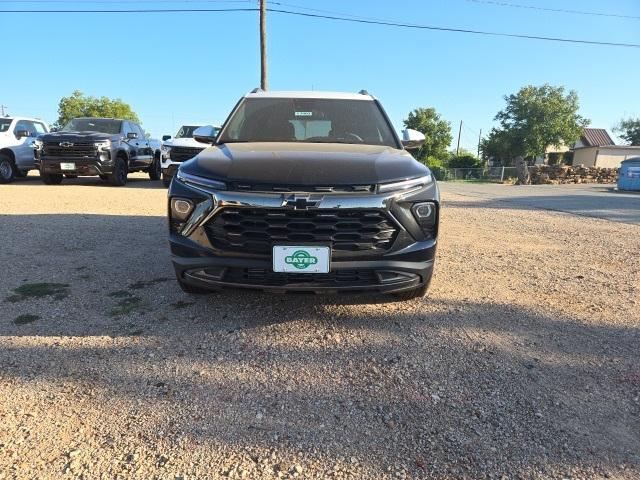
[55,90,140,129]
[403,108,452,166]
[480,128,518,165]
[615,118,640,146]
[448,152,483,169]
[493,84,589,161]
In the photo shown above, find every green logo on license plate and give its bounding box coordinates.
[285,250,318,270]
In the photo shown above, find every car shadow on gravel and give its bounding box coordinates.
[1,213,638,477]
[8,174,165,189]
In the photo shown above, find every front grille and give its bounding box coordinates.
[203,208,399,255]
[43,142,97,158]
[223,267,378,287]
[171,146,204,163]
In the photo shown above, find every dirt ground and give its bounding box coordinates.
[0,175,638,479]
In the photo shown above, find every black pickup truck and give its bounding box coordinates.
[35,117,162,186]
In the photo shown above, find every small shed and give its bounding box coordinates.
[618,157,640,191]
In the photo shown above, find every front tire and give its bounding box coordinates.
[0,154,16,184]
[178,278,211,295]
[108,157,128,186]
[40,171,63,185]
[162,173,172,188]
[149,156,161,181]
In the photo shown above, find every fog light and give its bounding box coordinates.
[170,197,194,221]
[411,201,437,237]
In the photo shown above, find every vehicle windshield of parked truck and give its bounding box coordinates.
[61,118,122,134]
[175,125,203,139]
[219,98,398,147]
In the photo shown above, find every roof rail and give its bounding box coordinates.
[358,89,370,95]
[250,87,263,94]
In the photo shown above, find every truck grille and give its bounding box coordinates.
[43,142,97,158]
[223,268,378,287]
[203,208,399,255]
[171,146,204,163]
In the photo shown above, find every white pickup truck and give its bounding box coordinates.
[0,116,50,183]
[161,124,220,187]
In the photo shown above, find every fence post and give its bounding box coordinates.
[500,166,505,182]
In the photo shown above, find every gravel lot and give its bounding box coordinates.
[1,175,638,479]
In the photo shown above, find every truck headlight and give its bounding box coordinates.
[33,139,43,151]
[378,174,433,193]
[95,140,111,152]
[161,145,172,159]
[411,201,437,237]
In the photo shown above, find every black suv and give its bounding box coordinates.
[35,117,161,186]
[168,90,439,300]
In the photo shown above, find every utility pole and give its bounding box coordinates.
[259,0,268,90]
[456,120,462,156]
[0,105,6,116]
[477,128,482,158]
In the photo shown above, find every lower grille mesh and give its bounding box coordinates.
[203,208,398,255]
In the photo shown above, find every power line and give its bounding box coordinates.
[1,5,639,48]
[466,0,640,21]
[268,8,640,49]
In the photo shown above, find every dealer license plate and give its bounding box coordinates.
[60,162,76,171]
[272,246,330,274]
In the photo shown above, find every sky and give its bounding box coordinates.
[1,0,639,152]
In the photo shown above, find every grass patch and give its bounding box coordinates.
[128,277,169,290]
[108,290,133,298]
[170,300,194,310]
[13,314,40,325]
[6,283,69,303]
[108,296,148,317]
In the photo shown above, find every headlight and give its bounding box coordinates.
[33,139,43,150]
[161,145,172,158]
[378,174,433,193]
[176,170,226,191]
[95,140,111,152]
[411,201,437,237]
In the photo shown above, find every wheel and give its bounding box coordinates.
[14,169,28,178]
[162,173,172,188]
[392,284,429,301]
[40,171,63,185]
[149,156,161,181]
[178,277,211,295]
[0,154,16,184]
[108,157,128,186]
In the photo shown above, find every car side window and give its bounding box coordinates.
[122,121,135,137]
[33,122,47,134]
[132,123,145,139]
[14,120,35,137]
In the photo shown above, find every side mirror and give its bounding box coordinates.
[16,129,31,139]
[127,132,138,140]
[401,129,425,150]
[162,135,171,141]
[193,125,218,144]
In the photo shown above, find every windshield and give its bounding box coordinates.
[62,118,122,134]
[219,98,398,147]
[0,119,12,133]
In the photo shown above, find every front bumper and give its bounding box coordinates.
[38,156,113,176]
[168,177,440,294]
[161,162,179,179]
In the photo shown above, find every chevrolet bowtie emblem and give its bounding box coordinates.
[283,196,321,210]
[59,142,74,147]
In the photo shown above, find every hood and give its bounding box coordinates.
[40,131,118,142]
[164,137,204,148]
[180,142,429,186]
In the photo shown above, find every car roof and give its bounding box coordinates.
[244,90,375,101]
[3,116,47,123]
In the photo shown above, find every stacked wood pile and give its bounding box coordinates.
[528,165,618,185]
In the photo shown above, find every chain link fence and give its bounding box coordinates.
[432,167,518,183]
